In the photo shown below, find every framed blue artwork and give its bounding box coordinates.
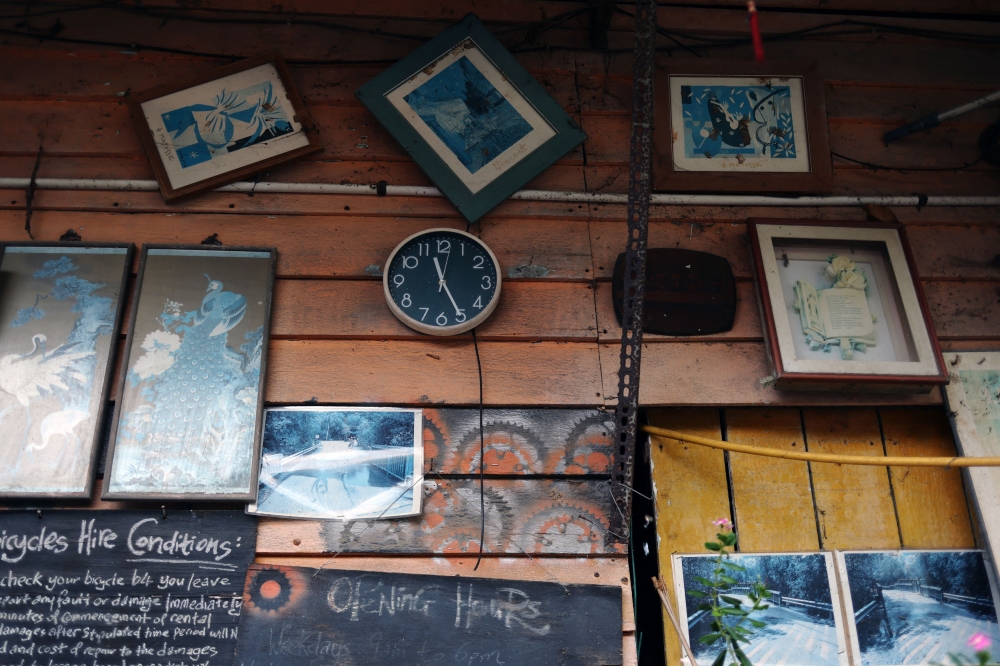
[103,245,276,501]
[129,53,322,202]
[0,242,133,498]
[654,60,833,193]
[356,13,587,222]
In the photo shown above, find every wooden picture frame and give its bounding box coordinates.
[356,13,587,223]
[747,219,947,392]
[103,245,276,501]
[654,60,832,193]
[0,242,134,499]
[129,52,322,202]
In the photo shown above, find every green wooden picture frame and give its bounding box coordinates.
[356,13,586,223]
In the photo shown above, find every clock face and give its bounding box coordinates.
[384,228,502,335]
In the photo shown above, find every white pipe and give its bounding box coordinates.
[2,177,999,207]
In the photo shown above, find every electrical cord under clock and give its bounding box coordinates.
[471,328,485,571]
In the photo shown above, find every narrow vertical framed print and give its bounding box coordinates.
[0,242,133,498]
[129,52,322,202]
[103,245,276,501]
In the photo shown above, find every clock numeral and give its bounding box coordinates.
[473,296,483,309]
[403,255,418,269]
[473,256,484,269]
[436,312,448,326]
[419,308,429,321]
[460,242,465,256]
[437,239,451,254]
[481,275,492,290]
[455,309,467,323]
[401,293,411,308]
[393,274,404,287]
[417,242,431,256]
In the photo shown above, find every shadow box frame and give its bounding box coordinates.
[102,244,277,502]
[128,52,323,203]
[747,219,948,392]
[356,13,587,223]
[0,241,134,499]
[653,59,833,193]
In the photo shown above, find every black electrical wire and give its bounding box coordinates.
[831,150,984,173]
[470,327,485,571]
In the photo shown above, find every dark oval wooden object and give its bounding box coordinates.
[612,248,737,336]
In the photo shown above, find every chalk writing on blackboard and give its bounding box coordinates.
[235,564,622,666]
[0,510,256,666]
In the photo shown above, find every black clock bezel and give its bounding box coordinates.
[383,228,503,336]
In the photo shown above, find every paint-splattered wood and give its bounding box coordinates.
[0,211,595,279]
[254,555,635,633]
[421,408,613,476]
[879,408,976,549]
[724,408,819,552]
[610,342,942,407]
[802,409,901,550]
[256,477,626,554]
[648,408,729,666]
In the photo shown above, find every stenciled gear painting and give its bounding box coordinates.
[244,566,307,615]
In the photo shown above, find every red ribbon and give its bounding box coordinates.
[748,1,766,63]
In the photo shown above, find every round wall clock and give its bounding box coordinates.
[384,228,502,335]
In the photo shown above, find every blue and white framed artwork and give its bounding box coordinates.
[836,550,1000,666]
[669,76,810,173]
[0,243,132,498]
[673,552,849,666]
[248,407,423,520]
[132,54,320,200]
[103,246,276,500]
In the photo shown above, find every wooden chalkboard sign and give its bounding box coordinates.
[235,565,622,665]
[0,510,256,666]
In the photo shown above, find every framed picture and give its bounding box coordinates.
[836,550,1000,666]
[654,60,832,193]
[0,242,133,498]
[356,13,586,222]
[672,551,849,666]
[103,245,276,501]
[944,351,1000,579]
[747,219,947,391]
[129,52,322,202]
[248,407,423,520]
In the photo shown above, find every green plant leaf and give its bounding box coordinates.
[748,619,766,628]
[734,646,754,666]
[720,608,748,616]
[705,542,723,551]
[711,649,727,666]
[723,561,747,572]
[688,590,708,598]
[698,603,713,612]
[720,575,739,585]
[720,595,743,606]
[699,633,724,645]
[694,576,715,587]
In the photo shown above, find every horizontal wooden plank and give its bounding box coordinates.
[264,339,604,406]
[603,342,943,406]
[269,279,597,340]
[256,477,626,554]
[0,211,594,279]
[254,555,635,633]
[421,408,613,475]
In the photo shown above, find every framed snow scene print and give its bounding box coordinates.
[248,407,423,521]
[748,220,947,392]
[0,243,133,498]
[654,60,832,193]
[129,52,322,202]
[672,552,849,666]
[356,13,587,222]
[103,246,276,501]
[836,550,1000,666]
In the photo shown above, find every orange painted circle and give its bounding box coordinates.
[260,580,281,599]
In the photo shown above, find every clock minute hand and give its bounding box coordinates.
[433,256,446,292]
[441,282,462,317]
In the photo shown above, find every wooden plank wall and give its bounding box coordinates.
[0,1,998,665]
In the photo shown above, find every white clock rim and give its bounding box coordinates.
[383,227,503,336]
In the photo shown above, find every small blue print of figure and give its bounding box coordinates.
[681,82,797,161]
[404,55,533,174]
[161,81,295,169]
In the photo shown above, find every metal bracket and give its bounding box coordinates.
[608,0,657,542]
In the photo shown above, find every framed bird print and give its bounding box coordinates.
[129,52,322,202]
[653,60,833,193]
[103,245,276,501]
[356,13,586,222]
[0,242,133,498]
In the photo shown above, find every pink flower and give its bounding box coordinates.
[967,632,992,652]
[712,518,733,530]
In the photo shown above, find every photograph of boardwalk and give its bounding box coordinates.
[675,553,847,666]
[248,407,422,520]
[839,550,1000,666]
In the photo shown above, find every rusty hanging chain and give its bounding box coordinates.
[608,0,657,542]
